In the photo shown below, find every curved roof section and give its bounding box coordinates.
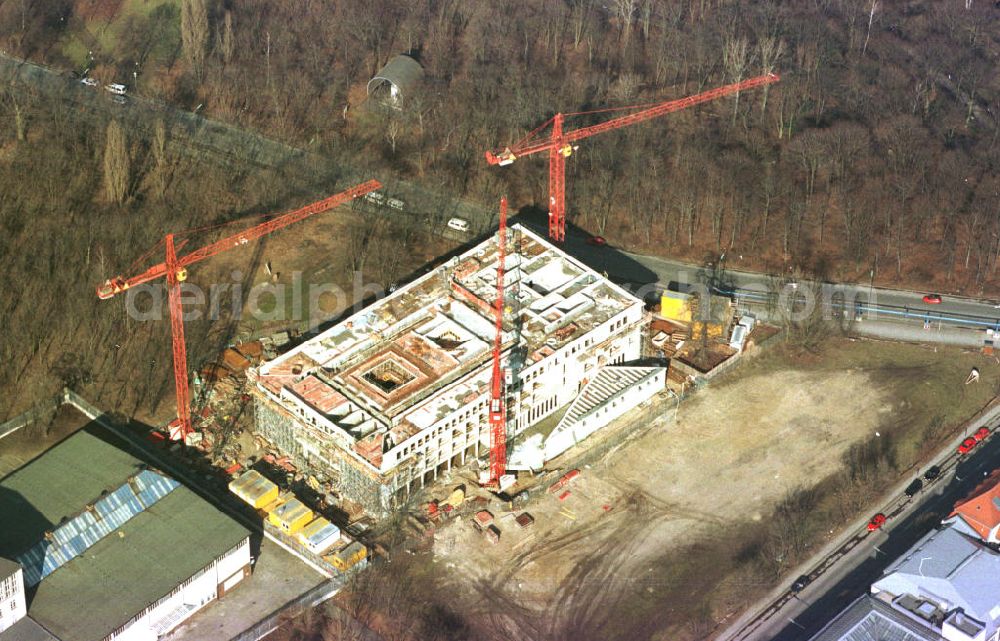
[367,55,424,97]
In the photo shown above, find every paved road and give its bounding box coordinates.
[520,223,1000,334]
[8,48,998,334]
[721,403,1000,641]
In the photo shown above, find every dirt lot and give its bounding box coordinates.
[411,337,1000,641]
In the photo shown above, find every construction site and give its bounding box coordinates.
[250,221,659,518]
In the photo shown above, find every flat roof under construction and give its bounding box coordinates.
[255,224,639,458]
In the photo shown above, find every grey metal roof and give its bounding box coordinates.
[0,430,249,641]
[873,525,1000,624]
[0,556,19,581]
[367,55,424,97]
[808,595,945,641]
[0,617,59,641]
[16,469,180,586]
[0,432,143,556]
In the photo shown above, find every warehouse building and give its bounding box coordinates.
[252,224,662,517]
[0,431,251,641]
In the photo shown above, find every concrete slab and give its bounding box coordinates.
[164,538,326,641]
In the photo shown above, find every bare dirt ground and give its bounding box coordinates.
[417,338,1000,641]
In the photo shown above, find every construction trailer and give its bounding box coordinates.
[266,495,314,535]
[228,469,280,509]
[296,517,342,555]
[251,224,662,518]
[327,541,368,572]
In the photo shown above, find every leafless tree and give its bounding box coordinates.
[148,119,170,197]
[723,35,752,125]
[218,10,234,65]
[861,0,878,56]
[757,36,785,114]
[614,0,637,49]
[181,0,209,77]
[102,120,130,204]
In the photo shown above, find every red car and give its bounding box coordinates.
[958,436,978,455]
[867,513,887,531]
[974,427,991,442]
[586,235,607,247]
[922,294,942,304]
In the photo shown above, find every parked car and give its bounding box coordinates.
[447,217,470,232]
[791,575,811,593]
[922,293,943,304]
[904,479,923,497]
[958,436,978,455]
[105,83,127,95]
[867,513,887,531]
[80,77,99,87]
[974,427,991,442]
[586,235,607,247]
[923,465,941,481]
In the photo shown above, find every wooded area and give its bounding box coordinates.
[0,0,997,419]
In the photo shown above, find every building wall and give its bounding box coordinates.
[255,395,305,459]
[255,395,397,516]
[0,568,26,633]
[544,367,666,461]
[105,537,251,641]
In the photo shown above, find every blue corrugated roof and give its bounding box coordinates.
[16,469,179,586]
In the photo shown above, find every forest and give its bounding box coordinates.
[0,0,998,418]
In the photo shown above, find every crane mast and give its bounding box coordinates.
[96,179,382,440]
[485,73,780,242]
[487,197,509,487]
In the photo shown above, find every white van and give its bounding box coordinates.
[447,217,469,232]
[105,83,127,95]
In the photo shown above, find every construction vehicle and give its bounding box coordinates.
[485,74,779,241]
[95,180,382,440]
[424,485,467,519]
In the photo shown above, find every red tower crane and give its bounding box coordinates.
[485,197,509,487]
[485,73,780,242]
[96,179,382,440]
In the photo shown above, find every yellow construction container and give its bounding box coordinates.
[327,540,368,572]
[267,495,314,534]
[660,291,693,323]
[228,469,279,510]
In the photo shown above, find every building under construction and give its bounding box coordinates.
[251,224,664,516]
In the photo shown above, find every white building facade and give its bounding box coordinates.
[0,561,26,634]
[106,538,251,641]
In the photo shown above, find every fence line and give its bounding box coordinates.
[0,393,63,442]
[229,578,344,641]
